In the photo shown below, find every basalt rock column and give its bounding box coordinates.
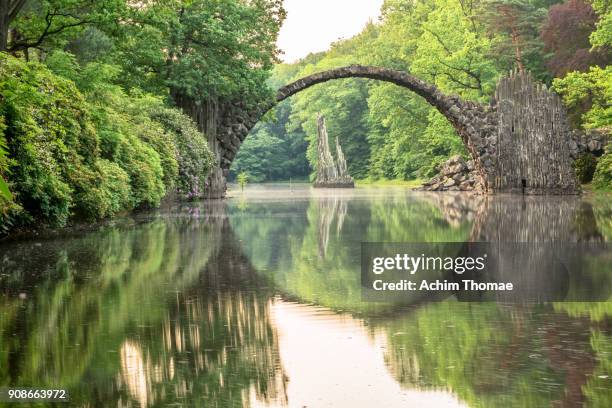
[314,114,354,188]
[491,72,580,194]
[335,133,354,186]
[315,114,338,185]
[172,95,228,199]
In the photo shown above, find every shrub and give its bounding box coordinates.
[96,159,132,215]
[96,124,165,209]
[74,159,132,219]
[0,53,100,226]
[593,152,612,190]
[150,107,215,199]
[80,68,169,209]
[553,66,612,129]
[573,152,598,183]
[0,53,214,232]
[122,96,179,192]
[0,54,168,228]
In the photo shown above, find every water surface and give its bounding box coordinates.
[1,184,610,407]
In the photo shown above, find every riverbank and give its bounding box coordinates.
[355,178,424,188]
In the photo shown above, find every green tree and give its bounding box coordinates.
[112,0,285,107]
[481,0,560,81]
[237,171,248,191]
[232,100,309,182]
[232,129,284,182]
[589,0,612,49]
[553,65,611,128]
[410,0,500,98]
[2,0,124,55]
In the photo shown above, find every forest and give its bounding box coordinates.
[232,0,611,184]
[0,0,610,231]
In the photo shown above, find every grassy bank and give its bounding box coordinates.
[355,178,424,188]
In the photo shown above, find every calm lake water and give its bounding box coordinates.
[0,184,611,407]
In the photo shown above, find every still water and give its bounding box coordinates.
[0,185,611,407]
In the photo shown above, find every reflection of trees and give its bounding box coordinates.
[470,195,597,242]
[591,195,612,242]
[2,190,610,407]
[231,190,611,311]
[583,330,612,407]
[229,192,611,407]
[115,290,286,408]
[374,195,612,408]
[227,199,310,279]
[366,194,473,243]
[417,194,611,303]
[376,301,607,408]
[0,203,286,407]
[231,192,472,313]
[226,190,611,407]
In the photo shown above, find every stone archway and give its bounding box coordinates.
[207,65,578,197]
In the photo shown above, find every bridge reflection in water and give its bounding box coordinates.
[0,185,610,407]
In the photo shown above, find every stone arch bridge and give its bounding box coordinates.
[198,65,578,197]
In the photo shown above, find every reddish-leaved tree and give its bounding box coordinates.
[541,0,610,77]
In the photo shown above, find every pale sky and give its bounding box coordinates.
[277,0,385,63]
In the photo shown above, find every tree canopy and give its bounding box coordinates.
[234,0,610,185]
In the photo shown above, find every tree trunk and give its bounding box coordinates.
[511,28,525,73]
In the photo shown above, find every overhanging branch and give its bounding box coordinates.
[8,9,94,52]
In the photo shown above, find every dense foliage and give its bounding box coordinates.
[0,0,284,231]
[107,0,285,106]
[0,54,214,228]
[553,0,611,190]
[593,148,612,190]
[236,0,610,186]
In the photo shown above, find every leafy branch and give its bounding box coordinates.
[8,9,94,52]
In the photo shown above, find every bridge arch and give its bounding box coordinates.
[210,65,577,197]
[274,65,471,127]
[220,66,492,188]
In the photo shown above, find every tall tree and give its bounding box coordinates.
[410,0,499,99]
[481,0,558,79]
[115,0,285,107]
